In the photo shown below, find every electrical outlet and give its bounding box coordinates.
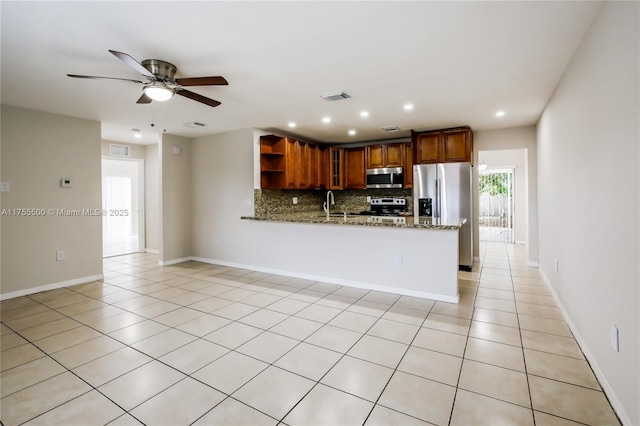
[366,196,372,202]
[395,254,403,265]
[554,259,559,272]
[292,197,298,205]
[56,250,65,261]
[0,182,10,192]
[611,325,619,352]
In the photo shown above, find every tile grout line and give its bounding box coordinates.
[445,241,485,425]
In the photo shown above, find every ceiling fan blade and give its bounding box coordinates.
[177,89,221,107]
[109,50,154,78]
[136,93,152,104]
[175,76,228,86]
[67,74,144,84]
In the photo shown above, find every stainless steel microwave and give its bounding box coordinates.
[366,167,404,189]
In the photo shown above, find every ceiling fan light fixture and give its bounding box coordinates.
[143,82,174,102]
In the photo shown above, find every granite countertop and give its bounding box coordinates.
[241,211,466,230]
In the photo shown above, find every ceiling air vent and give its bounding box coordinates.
[183,121,207,128]
[382,126,401,132]
[321,92,351,101]
[110,144,130,157]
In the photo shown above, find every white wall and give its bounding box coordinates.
[537,2,639,424]
[473,126,538,263]
[1,106,103,297]
[478,149,527,244]
[160,134,192,263]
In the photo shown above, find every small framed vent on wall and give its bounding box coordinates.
[110,144,130,157]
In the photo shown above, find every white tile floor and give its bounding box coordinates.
[0,243,620,425]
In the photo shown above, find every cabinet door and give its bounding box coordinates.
[308,144,318,188]
[296,142,309,189]
[386,143,404,167]
[414,132,441,164]
[328,147,343,190]
[403,142,413,189]
[442,130,471,163]
[344,147,366,189]
[366,145,385,168]
[285,138,298,188]
[316,147,327,189]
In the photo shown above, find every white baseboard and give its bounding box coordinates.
[539,268,629,425]
[0,274,104,301]
[159,257,192,266]
[145,248,159,254]
[527,260,539,268]
[191,256,459,304]
[515,240,526,245]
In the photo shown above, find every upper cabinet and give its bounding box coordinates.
[328,147,343,190]
[411,127,473,165]
[261,126,472,190]
[259,135,287,189]
[344,147,366,189]
[366,143,404,168]
[260,135,326,190]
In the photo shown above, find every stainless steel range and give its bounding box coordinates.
[358,197,407,216]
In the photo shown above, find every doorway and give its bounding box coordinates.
[478,168,515,243]
[102,158,144,257]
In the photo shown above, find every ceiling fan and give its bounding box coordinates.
[68,50,228,107]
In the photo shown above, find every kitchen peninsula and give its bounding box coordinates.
[240,212,465,303]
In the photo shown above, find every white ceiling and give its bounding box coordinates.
[1,1,601,145]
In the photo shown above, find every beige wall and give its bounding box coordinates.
[160,134,192,263]
[1,106,102,297]
[537,2,639,424]
[473,126,538,263]
[144,144,160,252]
[191,129,255,260]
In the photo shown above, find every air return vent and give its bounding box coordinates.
[110,144,130,157]
[183,121,207,128]
[382,126,401,132]
[321,92,351,101]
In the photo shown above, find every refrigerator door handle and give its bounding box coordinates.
[434,178,439,218]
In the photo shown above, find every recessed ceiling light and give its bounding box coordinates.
[132,128,142,138]
[360,111,369,118]
[496,111,505,117]
[348,129,356,136]
[404,103,414,111]
[288,122,296,128]
[322,117,331,124]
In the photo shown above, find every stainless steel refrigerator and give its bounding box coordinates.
[413,163,473,271]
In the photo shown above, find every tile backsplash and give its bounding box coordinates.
[254,189,413,216]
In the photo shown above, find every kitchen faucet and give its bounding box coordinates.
[323,190,335,220]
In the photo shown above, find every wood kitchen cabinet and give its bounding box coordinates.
[259,135,287,189]
[328,147,343,190]
[366,143,404,168]
[260,135,328,189]
[412,127,473,165]
[403,142,413,189]
[344,147,366,189]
